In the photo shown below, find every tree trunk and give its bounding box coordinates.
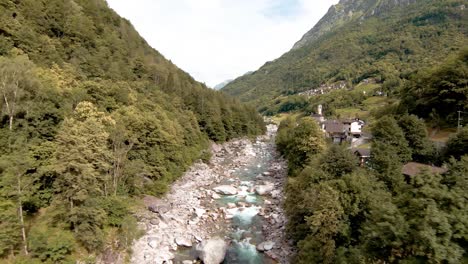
[112,137,133,196]
[113,158,119,196]
[9,115,13,131]
[17,174,28,255]
[3,92,12,131]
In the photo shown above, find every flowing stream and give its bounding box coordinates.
[132,125,290,264]
[214,138,276,264]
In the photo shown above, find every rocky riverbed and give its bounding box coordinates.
[131,124,293,264]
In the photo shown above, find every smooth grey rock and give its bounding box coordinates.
[257,241,275,252]
[175,236,193,247]
[150,218,160,225]
[147,238,158,249]
[213,185,237,195]
[148,204,171,214]
[255,183,275,195]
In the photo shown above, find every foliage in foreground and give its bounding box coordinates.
[278,116,468,264]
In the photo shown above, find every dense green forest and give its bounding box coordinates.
[0,0,264,262]
[277,115,468,263]
[223,0,467,125]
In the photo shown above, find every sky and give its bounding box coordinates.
[105,0,339,87]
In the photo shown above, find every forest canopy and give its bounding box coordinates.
[277,115,468,264]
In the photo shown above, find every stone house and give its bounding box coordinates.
[322,120,348,143]
[353,148,371,166]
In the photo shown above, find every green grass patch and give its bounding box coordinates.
[362,96,391,109]
[271,112,304,124]
[354,83,380,93]
[335,108,369,119]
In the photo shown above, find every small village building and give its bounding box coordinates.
[342,119,365,137]
[311,105,367,144]
[402,162,448,181]
[353,148,371,166]
[323,120,347,143]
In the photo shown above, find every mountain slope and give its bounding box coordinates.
[293,0,418,49]
[0,0,264,261]
[223,0,467,113]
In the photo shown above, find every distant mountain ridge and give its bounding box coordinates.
[213,79,233,90]
[293,0,418,50]
[223,0,467,111]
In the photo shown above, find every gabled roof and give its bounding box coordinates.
[342,119,365,124]
[323,120,346,133]
[402,162,448,177]
[354,148,371,157]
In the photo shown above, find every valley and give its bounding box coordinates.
[0,0,466,263]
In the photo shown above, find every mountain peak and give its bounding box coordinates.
[292,0,418,50]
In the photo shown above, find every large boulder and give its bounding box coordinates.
[256,241,275,252]
[148,237,159,249]
[194,208,206,218]
[196,237,228,264]
[211,142,222,153]
[148,204,171,214]
[213,185,237,195]
[175,236,193,247]
[255,183,275,195]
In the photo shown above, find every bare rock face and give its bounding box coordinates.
[196,238,228,264]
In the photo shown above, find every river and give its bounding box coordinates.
[131,124,292,264]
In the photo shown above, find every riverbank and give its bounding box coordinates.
[131,124,293,264]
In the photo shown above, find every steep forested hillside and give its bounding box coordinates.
[0,0,264,262]
[223,0,467,122]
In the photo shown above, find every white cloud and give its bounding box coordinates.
[105,0,339,87]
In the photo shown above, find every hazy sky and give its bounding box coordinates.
[106,0,339,87]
